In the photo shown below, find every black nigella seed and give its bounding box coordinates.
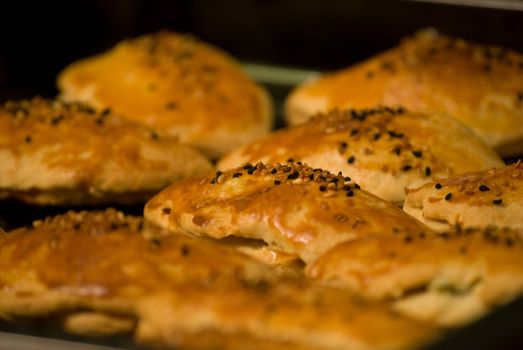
[319,185,327,192]
[344,176,351,182]
[243,163,253,170]
[402,165,412,171]
[347,156,356,164]
[270,169,277,174]
[353,184,361,190]
[346,190,354,197]
[51,115,64,125]
[412,150,422,158]
[493,199,503,205]
[162,207,171,214]
[445,193,452,201]
[343,185,351,191]
[479,184,490,192]
[394,147,401,156]
[274,179,281,185]
[287,158,294,162]
[350,129,359,136]
[425,167,432,177]
[24,135,32,143]
[247,167,256,175]
[373,133,381,141]
[435,183,442,189]
[287,171,299,180]
[181,245,190,256]
[232,173,242,178]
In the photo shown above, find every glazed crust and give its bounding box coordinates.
[144,162,431,264]
[57,30,273,159]
[0,209,274,334]
[0,209,437,349]
[218,108,503,206]
[0,97,212,205]
[286,29,523,157]
[136,284,436,350]
[403,162,523,232]
[307,227,523,327]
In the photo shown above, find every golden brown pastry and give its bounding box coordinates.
[57,30,273,159]
[219,107,503,206]
[0,97,212,205]
[0,209,437,349]
[307,227,523,327]
[136,285,437,350]
[145,161,431,264]
[286,29,523,157]
[0,209,274,335]
[404,162,523,231]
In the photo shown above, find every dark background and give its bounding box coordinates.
[0,0,522,102]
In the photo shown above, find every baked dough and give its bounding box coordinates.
[0,97,212,205]
[144,161,431,264]
[57,30,273,159]
[286,29,523,157]
[0,209,274,335]
[136,284,436,350]
[307,226,523,327]
[219,107,503,206]
[0,209,437,349]
[404,162,523,231]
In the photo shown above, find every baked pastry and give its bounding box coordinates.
[307,226,523,327]
[404,162,523,231]
[0,97,212,205]
[0,209,274,335]
[286,28,523,157]
[0,209,437,349]
[144,161,431,264]
[57,30,273,159]
[136,284,436,350]
[218,107,503,206]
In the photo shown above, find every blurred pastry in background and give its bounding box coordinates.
[0,97,212,206]
[218,107,503,206]
[404,161,523,231]
[286,28,523,157]
[307,226,523,328]
[57,30,273,159]
[144,161,431,266]
[0,209,275,336]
